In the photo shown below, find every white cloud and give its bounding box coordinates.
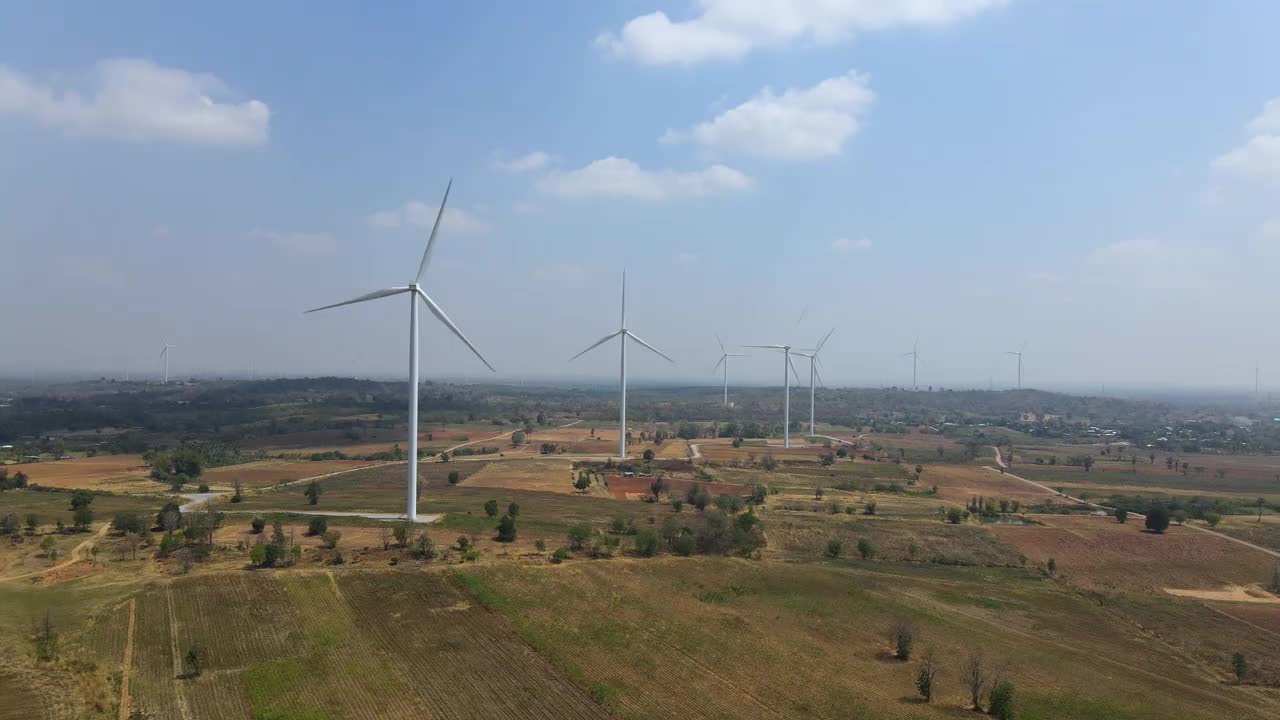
[536,156,752,200]
[596,0,1009,65]
[367,203,491,234]
[1212,98,1280,184]
[673,252,699,269]
[663,70,873,160]
[494,151,554,173]
[0,58,269,145]
[249,228,336,255]
[831,237,871,254]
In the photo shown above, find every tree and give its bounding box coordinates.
[891,618,913,660]
[1258,498,1266,523]
[392,522,411,548]
[182,643,205,678]
[231,478,243,503]
[1145,505,1171,534]
[497,514,517,542]
[448,471,461,485]
[321,529,341,549]
[0,513,17,536]
[1046,558,1056,575]
[511,430,527,447]
[567,524,592,551]
[946,507,963,524]
[915,648,938,702]
[864,501,877,516]
[250,516,266,534]
[633,529,659,557]
[412,532,435,559]
[1232,652,1247,684]
[988,679,1015,720]
[70,490,93,511]
[642,448,655,461]
[760,453,778,471]
[507,502,520,517]
[1114,508,1128,524]
[826,539,843,559]
[307,517,328,536]
[304,480,322,506]
[714,494,742,514]
[1205,512,1222,528]
[1082,456,1094,472]
[33,609,56,660]
[687,485,711,511]
[40,535,57,557]
[484,499,499,518]
[962,652,988,711]
[857,538,875,560]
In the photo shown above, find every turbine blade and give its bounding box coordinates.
[620,270,626,329]
[788,354,801,384]
[814,364,826,388]
[305,287,410,314]
[415,179,452,283]
[715,333,726,354]
[416,289,495,372]
[570,330,622,361]
[713,354,726,373]
[625,331,674,364]
[742,344,787,350]
[816,328,835,352]
[159,347,167,358]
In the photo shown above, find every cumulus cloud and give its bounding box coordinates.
[248,229,336,255]
[831,237,871,254]
[596,0,1009,65]
[0,58,269,145]
[1212,97,1280,184]
[536,156,752,200]
[494,151,554,173]
[367,203,491,234]
[662,70,873,160]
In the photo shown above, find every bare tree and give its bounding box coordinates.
[890,617,914,660]
[915,647,938,702]
[962,651,989,711]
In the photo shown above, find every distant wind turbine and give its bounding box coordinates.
[159,340,175,384]
[713,334,745,407]
[570,271,673,459]
[902,338,920,390]
[742,342,803,448]
[1005,341,1027,389]
[305,179,494,523]
[795,328,835,436]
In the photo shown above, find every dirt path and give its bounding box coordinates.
[986,446,1280,560]
[442,419,583,456]
[689,443,703,459]
[165,586,193,720]
[219,509,442,524]
[0,521,109,583]
[118,598,137,720]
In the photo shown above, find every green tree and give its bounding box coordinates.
[307,517,328,536]
[1205,512,1222,528]
[1114,508,1128,524]
[633,529,659,557]
[643,448,655,461]
[392,522,411,548]
[1145,505,1171,534]
[1232,652,1247,684]
[448,471,461,485]
[507,501,520,517]
[304,480,322,505]
[182,643,205,678]
[988,680,1015,720]
[497,514,517,542]
[567,524,592,550]
[72,504,93,532]
[857,538,875,560]
[321,529,341,549]
[826,539,842,558]
[891,617,913,660]
[915,649,938,702]
[484,499,499,518]
[250,517,265,534]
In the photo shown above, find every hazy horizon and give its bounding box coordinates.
[3,2,1278,391]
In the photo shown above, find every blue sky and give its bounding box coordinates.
[1,1,1277,390]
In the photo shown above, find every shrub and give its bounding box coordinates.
[891,618,913,660]
[448,471,460,485]
[1145,505,1171,533]
[825,539,843,559]
[634,529,660,557]
[671,534,696,556]
[484,500,499,518]
[567,524,592,550]
[496,514,517,542]
[321,529,341,549]
[946,507,963,524]
[307,517,328,536]
[1205,512,1222,528]
[550,547,570,563]
[303,480,322,505]
[715,494,742,514]
[111,512,147,535]
[456,535,471,551]
[412,533,436,560]
[915,649,938,702]
[507,502,520,517]
[988,680,1015,720]
[1114,508,1128,523]
[864,501,877,516]
[1233,652,1247,684]
[672,499,684,512]
[534,538,546,551]
[857,538,875,560]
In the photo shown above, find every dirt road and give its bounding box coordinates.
[0,521,109,583]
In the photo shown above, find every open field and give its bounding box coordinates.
[929,465,1064,506]
[768,511,1027,567]
[460,557,1278,719]
[1211,514,1280,552]
[461,459,578,494]
[697,441,830,464]
[1010,446,1280,497]
[0,489,169,528]
[0,529,90,579]
[201,459,384,490]
[710,460,912,492]
[605,474,749,502]
[989,514,1278,594]
[13,455,154,493]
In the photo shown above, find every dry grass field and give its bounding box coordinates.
[14,455,153,493]
[1011,446,1280,497]
[989,514,1277,594]
[461,459,578,494]
[929,465,1063,506]
[201,459,383,490]
[696,442,829,464]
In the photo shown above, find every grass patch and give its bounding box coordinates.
[245,656,331,720]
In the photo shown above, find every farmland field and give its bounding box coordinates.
[0,489,169,528]
[1010,452,1280,497]
[201,459,384,489]
[929,465,1063,506]
[989,514,1277,594]
[13,454,153,492]
[461,459,578,494]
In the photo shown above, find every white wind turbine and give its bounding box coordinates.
[159,340,176,384]
[570,271,673,459]
[712,334,745,407]
[305,179,493,523]
[1005,341,1027,389]
[794,328,835,436]
[902,338,920,390]
[742,342,803,448]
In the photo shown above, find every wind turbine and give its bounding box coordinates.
[305,179,494,523]
[794,328,835,436]
[902,338,920,390]
[159,340,175,384]
[570,271,673,459]
[742,343,803,448]
[1005,342,1027,389]
[712,334,745,407]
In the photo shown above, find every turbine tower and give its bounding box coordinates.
[902,338,920,390]
[305,179,494,523]
[712,334,745,407]
[570,271,673,459]
[742,343,803,448]
[795,328,835,436]
[1005,341,1027,389]
[159,340,175,384]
